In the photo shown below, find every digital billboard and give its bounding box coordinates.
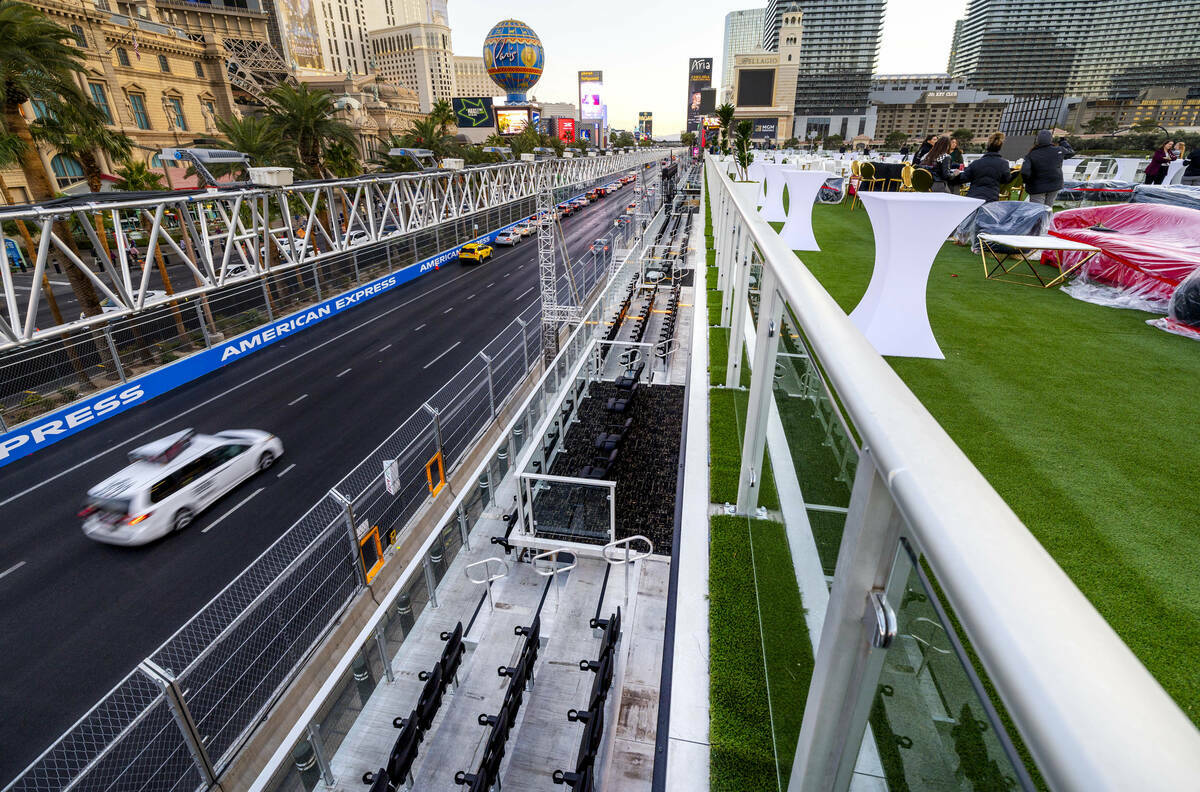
[496,107,530,135]
[751,118,779,139]
[686,57,713,132]
[638,111,653,138]
[579,70,604,121]
[275,0,323,70]
[452,97,496,129]
[737,69,776,107]
[556,118,576,143]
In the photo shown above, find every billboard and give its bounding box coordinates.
[496,107,530,135]
[638,111,653,138]
[452,97,496,129]
[556,118,576,143]
[737,69,776,107]
[275,0,323,70]
[686,57,713,132]
[751,118,779,139]
[579,70,604,121]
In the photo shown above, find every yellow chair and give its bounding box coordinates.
[1001,171,1024,201]
[893,163,914,192]
[848,159,862,193]
[910,167,934,192]
[851,162,884,210]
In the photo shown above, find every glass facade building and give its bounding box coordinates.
[721,8,765,102]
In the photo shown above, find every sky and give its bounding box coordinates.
[446,0,968,135]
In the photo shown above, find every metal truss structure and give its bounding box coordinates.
[0,151,663,352]
[222,38,294,101]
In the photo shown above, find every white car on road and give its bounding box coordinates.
[80,428,283,546]
[494,229,521,246]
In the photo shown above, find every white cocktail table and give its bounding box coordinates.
[849,192,984,359]
[777,169,831,251]
[759,163,789,223]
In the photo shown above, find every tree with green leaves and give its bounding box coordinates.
[31,101,133,193]
[1084,116,1119,135]
[113,159,164,191]
[324,141,362,178]
[885,130,909,149]
[715,103,736,155]
[733,119,754,180]
[263,83,355,178]
[215,114,297,168]
[680,131,697,148]
[824,133,844,150]
[429,99,455,135]
[952,128,975,144]
[569,137,591,155]
[782,136,799,149]
[1132,117,1161,133]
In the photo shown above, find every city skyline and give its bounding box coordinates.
[445,0,966,134]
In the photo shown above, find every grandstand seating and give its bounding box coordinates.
[552,608,623,789]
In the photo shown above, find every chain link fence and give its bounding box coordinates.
[2,176,650,792]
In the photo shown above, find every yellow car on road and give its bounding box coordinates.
[458,242,493,263]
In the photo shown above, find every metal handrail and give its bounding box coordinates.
[532,548,578,578]
[602,535,653,611]
[465,556,508,612]
[707,159,1200,788]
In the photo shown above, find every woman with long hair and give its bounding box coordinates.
[920,135,955,192]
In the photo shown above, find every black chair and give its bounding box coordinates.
[605,389,633,413]
[361,767,391,791]
[578,449,617,479]
[383,710,421,787]
[413,664,443,731]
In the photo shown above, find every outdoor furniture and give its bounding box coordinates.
[849,192,984,359]
[910,167,933,192]
[777,169,831,251]
[759,163,789,223]
[978,234,1100,288]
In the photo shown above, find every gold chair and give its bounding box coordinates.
[910,167,934,192]
[851,162,885,210]
[894,163,914,192]
[1002,172,1024,201]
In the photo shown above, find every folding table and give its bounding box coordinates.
[977,233,1101,288]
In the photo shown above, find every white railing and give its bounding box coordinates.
[705,157,1200,791]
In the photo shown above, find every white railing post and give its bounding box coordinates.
[736,267,783,514]
[724,226,753,389]
[788,450,905,792]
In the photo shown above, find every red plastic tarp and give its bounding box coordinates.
[1044,203,1200,302]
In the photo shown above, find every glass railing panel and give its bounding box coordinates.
[525,474,612,547]
[867,541,1036,792]
[310,636,385,761]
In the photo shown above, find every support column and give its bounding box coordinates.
[139,660,216,787]
[787,450,906,792]
[330,488,367,588]
[736,268,783,514]
[724,230,752,389]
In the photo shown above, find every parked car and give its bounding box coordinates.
[494,229,521,246]
[80,428,283,546]
[459,242,494,262]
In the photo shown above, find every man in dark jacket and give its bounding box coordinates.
[1021,130,1075,206]
[951,132,1014,202]
[1183,148,1200,186]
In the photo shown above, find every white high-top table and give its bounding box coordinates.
[777,169,832,251]
[759,163,789,223]
[849,192,984,359]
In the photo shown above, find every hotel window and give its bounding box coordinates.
[158,54,170,72]
[116,47,130,66]
[129,92,151,129]
[31,99,54,120]
[70,24,87,48]
[194,60,205,78]
[88,82,113,123]
[167,96,187,130]
[51,154,85,183]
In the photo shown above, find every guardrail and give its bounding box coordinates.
[2,171,667,792]
[706,156,1200,790]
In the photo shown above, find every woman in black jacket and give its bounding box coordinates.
[920,135,955,192]
[1021,130,1075,205]
[951,132,1014,201]
[912,134,935,164]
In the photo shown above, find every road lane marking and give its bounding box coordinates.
[503,273,510,278]
[337,368,352,377]
[202,488,264,533]
[288,394,308,406]
[467,294,475,300]
[276,463,296,478]
[0,200,629,508]
[515,286,534,301]
[379,343,392,352]
[0,561,27,582]
[423,341,462,370]
[443,307,453,314]
[414,323,426,331]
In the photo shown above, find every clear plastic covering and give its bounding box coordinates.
[1150,266,1200,340]
[1131,184,1200,211]
[1046,203,1200,311]
[952,201,1052,252]
[1056,180,1137,203]
[818,176,846,204]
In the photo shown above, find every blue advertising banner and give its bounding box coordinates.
[0,217,530,468]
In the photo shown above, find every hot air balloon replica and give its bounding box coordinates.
[483,19,544,103]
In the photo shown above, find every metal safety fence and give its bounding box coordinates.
[2,169,663,792]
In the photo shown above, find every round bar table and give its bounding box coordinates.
[849,192,984,359]
[759,163,789,223]
[778,169,832,251]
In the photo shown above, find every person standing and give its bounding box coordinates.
[1182,145,1200,186]
[951,132,1014,202]
[949,137,965,169]
[899,143,911,159]
[1144,140,1181,185]
[913,134,936,165]
[1021,130,1075,206]
[920,135,955,192]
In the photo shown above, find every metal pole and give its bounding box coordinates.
[330,488,367,588]
[788,450,904,792]
[423,556,439,609]
[259,277,275,322]
[457,502,471,551]
[736,269,784,514]
[193,302,212,348]
[305,721,336,786]
[375,623,395,683]
[516,317,530,372]
[103,326,126,383]
[422,403,445,461]
[480,352,497,418]
[139,660,217,787]
[725,231,753,389]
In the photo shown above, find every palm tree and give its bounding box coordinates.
[263,83,355,177]
[429,99,455,135]
[215,114,297,168]
[32,101,133,193]
[0,0,105,317]
[393,116,455,159]
[324,141,362,178]
[715,103,736,155]
[113,159,164,191]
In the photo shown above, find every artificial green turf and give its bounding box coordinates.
[803,508,845,577]
[708,327,752,388]
[708,288,723,328]
[798,200,1200,726]
[709,387,779,510]
[710,516,813,791]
